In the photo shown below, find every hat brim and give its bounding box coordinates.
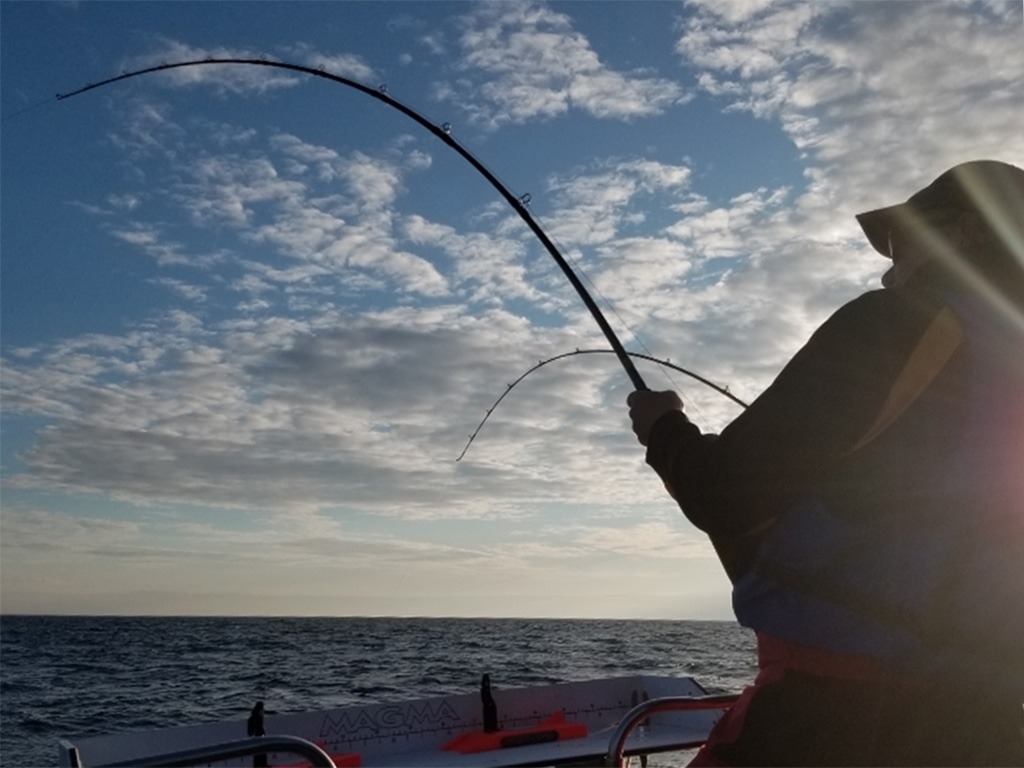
[856,205,905,258]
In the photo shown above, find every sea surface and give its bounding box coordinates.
[0,616,756,767]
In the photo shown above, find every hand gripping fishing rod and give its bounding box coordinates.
[57,57,649,392]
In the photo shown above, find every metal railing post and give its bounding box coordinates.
[604,694,738,767]
[98,734,336,767]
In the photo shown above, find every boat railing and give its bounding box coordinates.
[604,693,739,767]
[62,734,335,768]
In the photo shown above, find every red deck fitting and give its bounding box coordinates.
[441,712,588,754]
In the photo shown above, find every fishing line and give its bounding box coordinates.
[529,205,648,348]
[1,94,61,122]
[527,205,715,423]
[56,56,649,391]
[456,349,748,461]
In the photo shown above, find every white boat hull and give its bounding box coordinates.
[60,675,732,767]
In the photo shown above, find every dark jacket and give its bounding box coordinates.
[645,267,1024,688]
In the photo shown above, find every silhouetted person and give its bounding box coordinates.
[628,160,1024,765]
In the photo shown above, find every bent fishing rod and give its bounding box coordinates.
[457,349,749,461]
[57,57,649,392]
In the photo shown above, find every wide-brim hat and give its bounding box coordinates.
[856,160,1024,258]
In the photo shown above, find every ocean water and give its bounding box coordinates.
[0,616,756,767]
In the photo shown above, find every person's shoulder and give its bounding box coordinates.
[841,284,946,311]
[798,287,948,361]
[830,285,947,330]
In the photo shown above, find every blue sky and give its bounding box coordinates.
[2,1,1022,619]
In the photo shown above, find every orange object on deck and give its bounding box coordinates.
[441,711,588,754]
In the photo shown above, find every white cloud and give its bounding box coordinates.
[131,40,302,94]
[447,1,689,126]
[545,159,694,246]
[150,277,208,302]
[111,226,194,266]
[299,51,377,83]
[402,214,537,304]
[677,0,1024,207]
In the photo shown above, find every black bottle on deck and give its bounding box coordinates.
[481,674,498,733]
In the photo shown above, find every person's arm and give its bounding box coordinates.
[638,289,941,538]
